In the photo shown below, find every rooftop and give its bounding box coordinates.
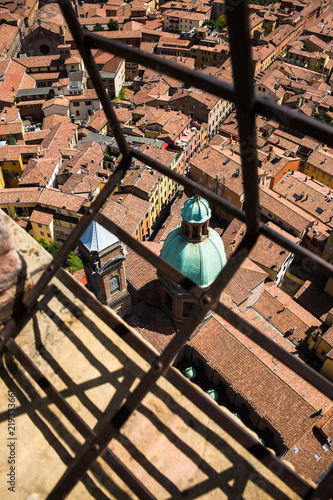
[0,0,333,497]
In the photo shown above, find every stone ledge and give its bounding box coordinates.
[0,214,303,500]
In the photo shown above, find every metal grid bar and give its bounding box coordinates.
[82,32,333,150]
[56,267,312,497]
[226,0,259,235]
[5,338,156,500]
[50,0,333,496]
[0,0,332,497]
[95,212,333,397]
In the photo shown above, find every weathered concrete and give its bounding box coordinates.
[0,212,33,326]
[0,214,303,500]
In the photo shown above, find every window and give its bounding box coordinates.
[321,350,327,357]
[73,101,79,107]
[165,291,172,311]
[40,231,45,236]
[85,101,91,106]
[109,275,120,293]
[38,224,42,228]
[76,110,80,116]
[238,403,250,420]
[183,301,195,317]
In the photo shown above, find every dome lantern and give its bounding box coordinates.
[181,195,211,242]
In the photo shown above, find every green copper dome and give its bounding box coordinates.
[160,226,227,288]
[181,196,211,224]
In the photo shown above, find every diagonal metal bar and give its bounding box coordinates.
[85,32,235,101]
[130,148,333,278]
[305,466,333,500]
[81,26,333,150]
[47,231,255,499]
[225,0,259,235]
[131,149,246,221]
[56,266,316,498]
[97,213,203,298]
[98,211,333,399]
[53,269,314,498]
[255,96,333,147]
[58,0,130,158]
[5,338,156,500]
[57,267,157,362]
[167,369,313,498]
[0,155,132,353]
[214,302,333,399]
[1,0,330,498]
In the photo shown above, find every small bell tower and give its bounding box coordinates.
[78,221,132,317]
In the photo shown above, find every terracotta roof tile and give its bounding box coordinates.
[0,186,40,205]
[30,207,54,225]
[322,326,333,347]
[37,188,84,212]
[253,286,320,347]
[259,186,315,233]
[223,219,299,271]
[189,315,331,449]
[60,174,100,196]
[273,172,333,229]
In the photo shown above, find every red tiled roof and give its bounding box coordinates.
[30,207,54,225]
[253,286,320,346]
[189,314,331,448]
[37,188,84,212]
[0,187,40,205]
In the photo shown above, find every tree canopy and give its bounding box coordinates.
[203,15,227,33]
[37,239,84,274]
[107,18,119,31]
[93,23,104,32]
[314,109,333,124]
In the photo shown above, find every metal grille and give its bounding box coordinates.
[1,0,333,497]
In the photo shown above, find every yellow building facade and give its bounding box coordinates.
[307,330,333,382]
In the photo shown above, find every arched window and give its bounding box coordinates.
[109,275,120,293]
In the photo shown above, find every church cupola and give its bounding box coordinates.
[157,196,227,323]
